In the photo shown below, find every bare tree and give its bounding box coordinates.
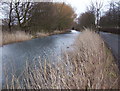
[54,2,76,30]
[8,1,14,31]
[14,1,33,31]
[116,1,120,27]
[87,0,103,28]
[100,1,120,28]
[1,1,15,31]
[28,2,75,32]
[77,11,95,29]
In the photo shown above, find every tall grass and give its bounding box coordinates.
[3,29,119,89]
[1,31,32,46]
[1,30,68,46]
[35,30,68,38]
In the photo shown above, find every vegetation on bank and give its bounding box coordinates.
[1,2,75,46]
[76,1,120,30]
[3,29,119,89]
[1,0,120,46]
[1,31,32,46]
[1,30,68,46]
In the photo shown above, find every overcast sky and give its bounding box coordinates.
[0,0,119,19]
[64,0,119,16]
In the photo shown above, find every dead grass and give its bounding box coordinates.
[70,29,119,89]
[35,30,68,38]
[51,30,67,35]
[3,29,119,89]
[1,31,32,46]
[35,32,49,37]
[1,30,68,46]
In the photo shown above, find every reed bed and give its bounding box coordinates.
[3,29,119,89]
[1,31,32,46]
[1,30,68,46]
[36,30,68,38]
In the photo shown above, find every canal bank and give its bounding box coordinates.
[1,30,119,89]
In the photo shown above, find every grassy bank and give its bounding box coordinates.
[1,30,68,46]
[3,29,119,89]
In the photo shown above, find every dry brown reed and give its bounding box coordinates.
[1,31,32,46]
[1,30,67,46]
[36,30,67,38]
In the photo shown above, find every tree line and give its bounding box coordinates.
[2,0,120,33]
[100,1,120,28]
[76,0,120,30]
[2,1,76,33]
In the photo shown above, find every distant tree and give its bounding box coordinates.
[14,2,33,31]
[1,1,76,33]
[8,1,14,31]
[54,3,76,30]
[28,2,56,32]
[77,11,95,29]
[1,1,33,32]
[28,2,76,32]
[117,1,120,27]
[87,0,103,28]
[1,1,15,31]
[100,1,120,28]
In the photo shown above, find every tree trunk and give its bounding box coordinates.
[8,2,13,32]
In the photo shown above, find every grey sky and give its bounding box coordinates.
[65,0,119,16]
[0,0,119,19]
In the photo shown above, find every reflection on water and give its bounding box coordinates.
[1,30,80,85]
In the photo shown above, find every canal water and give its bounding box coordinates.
[0,30,80,86]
